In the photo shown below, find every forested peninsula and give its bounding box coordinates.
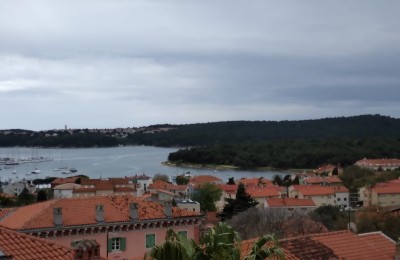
[1,115,400,169]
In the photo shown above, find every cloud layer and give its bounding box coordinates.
[1,0,399,130]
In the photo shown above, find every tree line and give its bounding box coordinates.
[168,137,400,169]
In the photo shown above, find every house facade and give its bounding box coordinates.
[0,195,203,260]
[360,181,400,207]
[355,158,400,171]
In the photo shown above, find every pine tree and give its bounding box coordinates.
[222,183,258,219]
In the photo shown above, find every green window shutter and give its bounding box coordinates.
[178,231,187,239]
[146,234,155,248]
[107,238,113,252]
[120,237,126,251]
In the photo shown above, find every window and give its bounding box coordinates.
[108,237,126,252]
[337,198,341,201]
[344,198,347,201]
[178,231,187,239]
[146,234,156,248]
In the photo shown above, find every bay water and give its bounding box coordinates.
[0,146,285,183]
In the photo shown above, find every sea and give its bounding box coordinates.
[0,146,286,183]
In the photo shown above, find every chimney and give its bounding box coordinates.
[164,201,173,218]
[95,204,104,223]
[130,203,139,221]
[151,192,159,202]
[53,207,63,226]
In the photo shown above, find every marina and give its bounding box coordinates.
[0,146,285,183]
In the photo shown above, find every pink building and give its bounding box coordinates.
[0,195,203,259]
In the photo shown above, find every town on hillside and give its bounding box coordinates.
[0,157,400,259]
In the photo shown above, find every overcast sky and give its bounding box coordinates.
[1,1,399,130]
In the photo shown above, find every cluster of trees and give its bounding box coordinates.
[168,137,400,169]
[340,166,400,192]
[0,187,50,207]
[129,115,400,147]
[145,223,284,260]
[356,208,400,240]
[0,131,119,147]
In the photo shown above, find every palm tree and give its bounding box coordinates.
[244,235,284,260]
[144,228,196,260]
[194,222,241,260]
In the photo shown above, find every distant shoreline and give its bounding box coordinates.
[162,161,300,173]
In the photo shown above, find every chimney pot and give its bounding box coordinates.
[95,204,105,223]
[53,207,63,226]
[130,203,139,221]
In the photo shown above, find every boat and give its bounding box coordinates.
[12,170,17,174]
[30,169,41,174]
[69,168,77,173]
[62,170,72,174]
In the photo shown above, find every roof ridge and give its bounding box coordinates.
[358,231,396,243]
[279,230,350,242]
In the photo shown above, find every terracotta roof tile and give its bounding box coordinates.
[266,198,316,207]
[237,178,273,187]
[0,195,200,230]
[241,230,395,260]
[247,186,280,198]
[189,175,222,184]
[0,226,75,259]
[51,177,79,186]
[291,185,336,196]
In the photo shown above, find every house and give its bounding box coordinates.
[314,164,343,176]
[72,178,136,198]
[0,195,203,260]
[289,185,349,207]
[148,180,189,198]
[189,175,223,187]
[1,181,35,196]
[174,199,201,213]
[241,230,396,259]
[236,177,273,187]
[360,180,400,207]
[53,183,82,199]
[265,198,316,212]
[355,158,400,171]
[51,176,80,189]
[302,176,343,187]
[215,184,238,211]
[126,174,153,196]
[247,186,282,208]
[0,226,102,259]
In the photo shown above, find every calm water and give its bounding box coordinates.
[0,146,285,183]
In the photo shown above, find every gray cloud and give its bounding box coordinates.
[0,0,400,130]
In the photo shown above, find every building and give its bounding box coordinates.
[189,175,223,187]
[247,186,282,208]
[148,180,189,198]
[289,185,349,207]
[236,177,273,187]
[0,195,203,260]
[72,178,136,198]
[53,183,82,199]
[302,176,343,186]
[0,226,102,259]
[1,181,35,196]
[265,198,316,212]
[215,184,238,211]
[241,230,396,259]
[355,158,400,171]
[174,199,201,213]
[51,176,80,189]
[360,180,400,207]
[314,164,343,176]
[126,174,153,196]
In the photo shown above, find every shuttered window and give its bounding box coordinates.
[146,234,156,248]
[107,237,126,252]
[178,231,187,239]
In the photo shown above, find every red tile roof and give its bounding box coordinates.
[373,185,400,194]
[247,186,280,198]
[241,230,395,260]
[304,176,342,184]
[218,184,238,194]
[189,175,222,184]
[148,180,187,191]
[0,226,75,259]
[291,185,336,196]
[266,198,316,207]
[356,158,400,167]
[51,176,79,186]
[0,195,200,230]
[237,177,273,187]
